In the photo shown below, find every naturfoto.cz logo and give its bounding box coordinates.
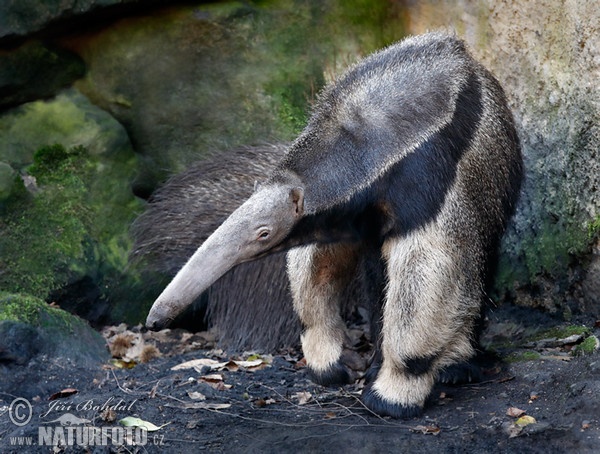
[5,397,161,448]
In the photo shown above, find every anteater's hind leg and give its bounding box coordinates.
[362,226,481,418]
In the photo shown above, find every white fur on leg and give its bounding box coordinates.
[287,245,350,372]
[371,363,434,408]
[300,328,344,372]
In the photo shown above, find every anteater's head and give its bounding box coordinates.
[145,184,304,330]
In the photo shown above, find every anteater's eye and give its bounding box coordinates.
[258,229,270,240]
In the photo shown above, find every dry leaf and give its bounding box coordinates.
[200,374,232,390]
[119,416,170,432]
[582,420,591,430]
[201,373,225,382]
[49,388,78,401]
[410,425,441,435]
[187,391,206,401]
[295,358,308,369]
[101,408,116,423]
[164,402,231,410]
[110,358,137,369]
[515,415,536,427]
[171,358,224,372]
[172,357,269,373]
[293,391,312,405]
[506,407,526,418]
[232,359,266,369]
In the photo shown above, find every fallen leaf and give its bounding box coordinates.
[233,359,268,369]
[222,360,240,372]
[515,415,536,427]
[49,388,78,401]
[101,408,116,423]
[172,357,270,373]
[410,425,441,435]
[324,412,337,419]
[110,358,137,369]
[254,398,267,408]
[201,373,225,382]
[293,391,312,405]
[119,416,170,432]
[187,391,206,401]
[164,402,231,410]
[295,358,307,369]
[506,407,526,418]
[171,358,225,372]
[199,374,232,390]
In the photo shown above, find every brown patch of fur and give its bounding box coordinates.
[109,334,134,358]
[139,344,161,363]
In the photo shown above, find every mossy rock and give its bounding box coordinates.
[530,325,592,342]
[504,350,542,363]
[0,292,109,366]
[573,336,600,356]
[0,90,156,323]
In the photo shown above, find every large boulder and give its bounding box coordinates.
[0,89,151,323]
[0,292,108,366]
[0,0,158,40]
[403,0,600,317]
[66,2,406,195]
[0,292,109,398]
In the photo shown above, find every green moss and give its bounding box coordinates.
[0,145,92,297]
[530,325,591,341]
[494,215,591,298]
[0,291,79,331]
[588,216,600,239]
[0,291,109,363]
[0,142,143,301]
[0,292,42,324]
[28,143,72,176]
[573,336,599,356]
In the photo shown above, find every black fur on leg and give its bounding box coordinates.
[405,354,439,377]
[438,361,483,384]
[364,360,381,385]
[438,349,500,384]
[307,361,353,386]
[361,383,423,419]
[364,347,383,384]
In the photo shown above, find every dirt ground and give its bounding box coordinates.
[1,304,599,454]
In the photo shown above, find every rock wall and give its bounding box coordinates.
[0,0,598,329]
[403,0,600,317]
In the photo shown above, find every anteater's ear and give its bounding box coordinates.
[289,187,304,217]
